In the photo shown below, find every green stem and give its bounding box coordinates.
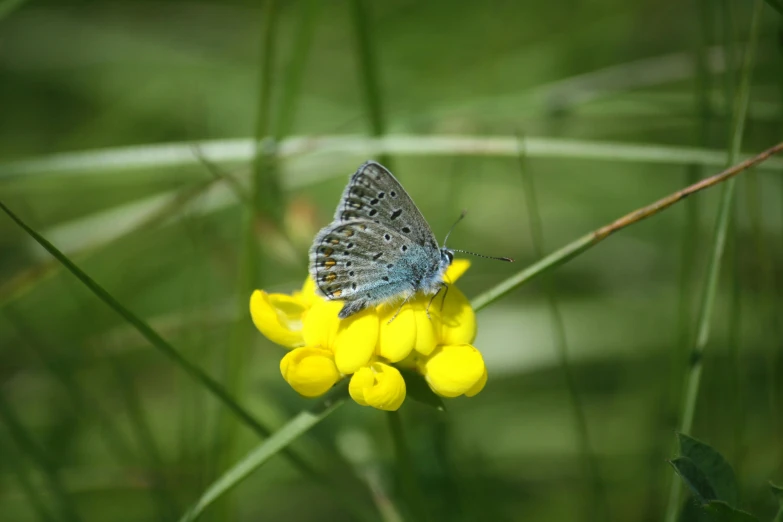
[349,0,391,168]
[0,391,82,522]
[727,203,744,473]
[744,167,780,435]
[516,144,610,522]
[664,2,762,521]
[0,0,27,20]
[180,384,359,522]
[470,33,778,318]
[0,199,325,481]
[274,0,321,141]
[1,434,57,522]
[386,411,430,522]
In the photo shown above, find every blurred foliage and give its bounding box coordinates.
[1,0,782,521]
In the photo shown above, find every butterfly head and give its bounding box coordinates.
[440,248,455,272]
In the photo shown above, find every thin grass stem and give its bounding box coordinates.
[0,199,327,481]
[1,434,57,522]
[5,135,783,180]
[763,0,783,15]
[386,411,430,522]
[0,390,82,522]
[274,0,321,141]
[663,2,762,520]
[516,142,610,522]
[349,0,391,168]
[744,167,780,436]
[0,0,27,20]
[471,139,783,312]
[727,203,744,474]
[213,1,282,516]
[179,383,372,522]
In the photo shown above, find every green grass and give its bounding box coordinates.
[1,1,783,521]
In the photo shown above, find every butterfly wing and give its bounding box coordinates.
[333,161,439,251]
[309,220,424,317]
[308,161,442,319]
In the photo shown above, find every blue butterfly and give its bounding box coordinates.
[309,161,512,319]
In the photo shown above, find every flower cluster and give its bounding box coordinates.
[249,260,487,411]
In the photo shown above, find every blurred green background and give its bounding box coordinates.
[1,0,782,521]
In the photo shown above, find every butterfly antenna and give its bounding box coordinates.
[443,210,468,248]
[451,249,514,262]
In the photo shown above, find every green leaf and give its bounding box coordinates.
[669,457,718,504]
[399,370,446,411]
[677,433,738,507]
[702,501,759,522]
[680,500,759,522]
[179,386,348,522]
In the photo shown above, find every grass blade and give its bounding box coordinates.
[179,386,352,522]
[1,434,57,522]
[2,307,179,521]
[0,0,27,20]
[664,2,763,520]
[0,199,323,478]
[274,0,321,141]
[386,411,430,522]
[0,389,82,522]
[471,139,783,312]
[5,136,783,180]
[763,0,783,15]
[516,142,610,522]
[1,198,370,520]
[349,0,390,167]
[213,2,281,518]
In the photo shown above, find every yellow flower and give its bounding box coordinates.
[249,259,488,410]
[349,363,406,411]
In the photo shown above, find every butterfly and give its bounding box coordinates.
[308,161,512,319]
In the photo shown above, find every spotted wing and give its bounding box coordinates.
[309,218,425,317]
[332,161,439,251]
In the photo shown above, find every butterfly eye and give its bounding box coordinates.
[446,251,454,263]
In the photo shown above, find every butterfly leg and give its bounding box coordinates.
[426,282,449,320]
[388,293,415,325]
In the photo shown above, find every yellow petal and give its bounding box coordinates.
[295,276,319,309]
[249,290,306,348]
[465,367,487,397]
[410,298,438,356]
[377,303,416,362]
[349,363,406,411]
[280,347,341,397]
[302,298,342,348]
[432,285,476,345]
[423,344,486,398]
[333,307,379,374]
[348,366,373,406]
[444,259,470,283]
